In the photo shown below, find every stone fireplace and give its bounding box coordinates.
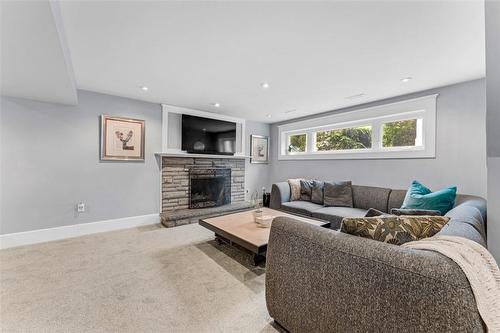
[160,156,251,227]
[189,168,231,208]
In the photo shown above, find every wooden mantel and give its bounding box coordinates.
[155,152,250,159]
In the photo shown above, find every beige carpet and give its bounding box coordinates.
[0,223,282,333]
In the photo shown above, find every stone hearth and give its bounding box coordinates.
[160,201,254,228]
[161,156,248,227]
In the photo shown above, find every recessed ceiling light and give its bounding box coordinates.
[261,82,270,89]
[266,114,272,118]
[345,93,366,100]
[401,77,412,83]
[140,86,148,91]
[211,103,221,108]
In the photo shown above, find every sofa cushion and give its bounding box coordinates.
[388,189,407,211]
[281,201,323,216]
[300,179,315,201]
[311,181,324,204]
[352,185,391,212]
[340,215,450,245]
[311,207,367,230]
[324,181,353,207]
[288,179,302,201]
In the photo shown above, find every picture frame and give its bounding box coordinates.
[100,115,145,161]
[250,135,269,164]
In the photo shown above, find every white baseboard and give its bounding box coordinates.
[0,214,160,250]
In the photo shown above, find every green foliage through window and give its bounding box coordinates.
[382,119,418,147]
[315,126,372,151]
[288,134,306,152]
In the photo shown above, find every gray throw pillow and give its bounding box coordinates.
[324,181,353,207]
[300,179,314,201]
[365,208,390,217]
[311,181,324,204]
[391,208,441,216]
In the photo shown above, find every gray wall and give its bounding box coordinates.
[245,121,271,198]
[0,90,162,234]
[269,79,487,197]
[0,90,271,235]
[486,1,500,158]
[486,0,500,262]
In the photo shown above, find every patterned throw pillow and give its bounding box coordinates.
[288,179,302,201]
[311,181,324,204]
[324,181,353,207]
[300,179,315,201]
[340,216,450,245]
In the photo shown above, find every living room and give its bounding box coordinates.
[1,1,499,332]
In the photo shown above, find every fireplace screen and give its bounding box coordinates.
[189,168,231,208]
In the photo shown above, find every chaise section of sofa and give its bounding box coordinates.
[266,189,488,332]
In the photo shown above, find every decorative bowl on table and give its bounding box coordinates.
[253,209,263,220]
[255,215,273,228]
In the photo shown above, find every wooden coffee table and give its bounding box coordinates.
[199,207,329,265]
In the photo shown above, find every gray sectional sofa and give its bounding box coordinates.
[271,182,407,230]
[267,181,488,332]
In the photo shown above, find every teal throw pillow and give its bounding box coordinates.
[401,180,457,216]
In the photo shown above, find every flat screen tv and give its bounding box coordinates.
[182,114,236,155]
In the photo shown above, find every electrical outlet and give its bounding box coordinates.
[77,202,86,213]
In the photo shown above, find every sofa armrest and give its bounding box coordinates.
[453,194,487,222]
[266,217,483,333]
[270,182,290,210]
[441,196,488,247]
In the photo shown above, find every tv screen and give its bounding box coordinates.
[182,115,236,155]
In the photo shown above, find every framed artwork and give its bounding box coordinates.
[250,135,269,164]
[100,115,145,161]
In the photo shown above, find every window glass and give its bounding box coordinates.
[382,119,420,147]
[315,126,372,151]
[288,134,306,152]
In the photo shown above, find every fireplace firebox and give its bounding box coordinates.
[189,168,231,208]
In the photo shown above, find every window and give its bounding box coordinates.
[288,133,307,153]
[382,119,422,148]
[315,126,372,151]
[278,95,437,160]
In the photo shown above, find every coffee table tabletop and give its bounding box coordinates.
[199,207,328,264]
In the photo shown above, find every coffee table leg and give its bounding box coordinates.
[215,234,233,246]
[253,254,265,266]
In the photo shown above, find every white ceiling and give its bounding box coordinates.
[2,1,485,122]
[1,1,77,105]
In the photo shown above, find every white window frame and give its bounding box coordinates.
[278,94,438,160]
